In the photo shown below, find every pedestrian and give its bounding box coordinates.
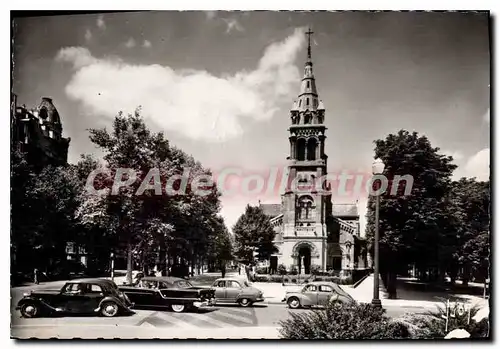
[33,268,39,285]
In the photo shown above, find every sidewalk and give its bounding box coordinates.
[251,274,489,310]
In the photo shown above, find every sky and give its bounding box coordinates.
[12,11,491,233]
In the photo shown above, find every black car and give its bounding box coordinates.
[119,276,216,313]
[17,279,133,318]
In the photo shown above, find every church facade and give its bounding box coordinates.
[260,30,368,274]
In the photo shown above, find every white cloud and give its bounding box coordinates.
[56,28,306,143]
[97,15,106,30]
[143,40,152,48]
[56,47,98,69]
[84,29,92,41]
[463,148,490,181]
[125,38,136,48]
[223,18,244,34]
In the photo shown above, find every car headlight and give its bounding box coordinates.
[23,293,30,297]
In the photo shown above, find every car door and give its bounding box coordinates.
[225,280,242,302]
[212,280,227,300]
[82,284,106,312]
[59,283,89,313]
[302,284,319,305]
[123,280,156,306]
[318,284,334,306]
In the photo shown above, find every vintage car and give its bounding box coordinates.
[211,278,264,307]
[282,281,355,309]
[16,279,133,318]
[118,276,216,313]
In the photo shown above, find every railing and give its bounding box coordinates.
[294,226,317,237]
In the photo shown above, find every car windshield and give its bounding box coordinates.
[174,280,193,288]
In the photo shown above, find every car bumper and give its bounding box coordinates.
[254,297,265,303]
[193,298,216,308]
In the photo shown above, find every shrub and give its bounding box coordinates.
[310,264,321,275]
[278,264,287,275]
[393,301,490,339]
[255,266,268,275]
[254,274,271,282]
[279,302,412,339]
[271,275,284,283]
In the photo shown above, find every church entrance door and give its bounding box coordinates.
[298,246,311,275]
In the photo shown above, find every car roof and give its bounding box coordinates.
[307,281,339,287]
[215,277,247,282]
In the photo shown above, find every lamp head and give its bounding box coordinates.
[372,158,385,175]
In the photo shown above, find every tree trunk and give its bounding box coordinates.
[387,271,397,299]
[158,246,167,276]
[221,262,226,278]
[126,242,133,285]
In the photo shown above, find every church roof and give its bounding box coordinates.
[332,203,358,217]
[259,203,282,218]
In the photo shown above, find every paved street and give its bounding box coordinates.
[11,282,427,339]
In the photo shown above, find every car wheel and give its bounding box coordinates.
[100,301,119,317]
[238,298,252,307]
[20,303,40,318]
[287,297,301,309]
[171,304,185,313]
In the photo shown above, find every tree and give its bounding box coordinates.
[11,156,83,274]
[76,109,222,283]
[207,217,233,277]
[77,110,179,283]
[446,178,490,284]
[365,130,457,297]
[233,205,278,264]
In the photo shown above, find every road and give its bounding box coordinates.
[10,284,428,339]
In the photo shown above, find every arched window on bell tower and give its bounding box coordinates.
[297,195,315,221]
[307,138,317,160]
[297,138,306,161]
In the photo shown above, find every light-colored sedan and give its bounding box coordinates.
[282,281,355,309]
[211,278,264,307]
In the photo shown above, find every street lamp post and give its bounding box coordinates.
[371,158,385,308]
[110,252,115,282]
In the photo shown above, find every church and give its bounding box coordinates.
[259,29,368,274]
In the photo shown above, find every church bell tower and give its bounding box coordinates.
[281,28,331,272]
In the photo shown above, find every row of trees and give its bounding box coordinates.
[366,130,490,297]
[11,111,233,283]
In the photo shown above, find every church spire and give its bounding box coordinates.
[290,27,325,115]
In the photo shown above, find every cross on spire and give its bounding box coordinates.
[306,27,314,59]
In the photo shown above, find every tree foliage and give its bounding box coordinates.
[75,110,226,282]
[233,205,278,264]
[365,129,491,293]
[11,149,84,273]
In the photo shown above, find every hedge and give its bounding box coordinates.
[252,274,353,285]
